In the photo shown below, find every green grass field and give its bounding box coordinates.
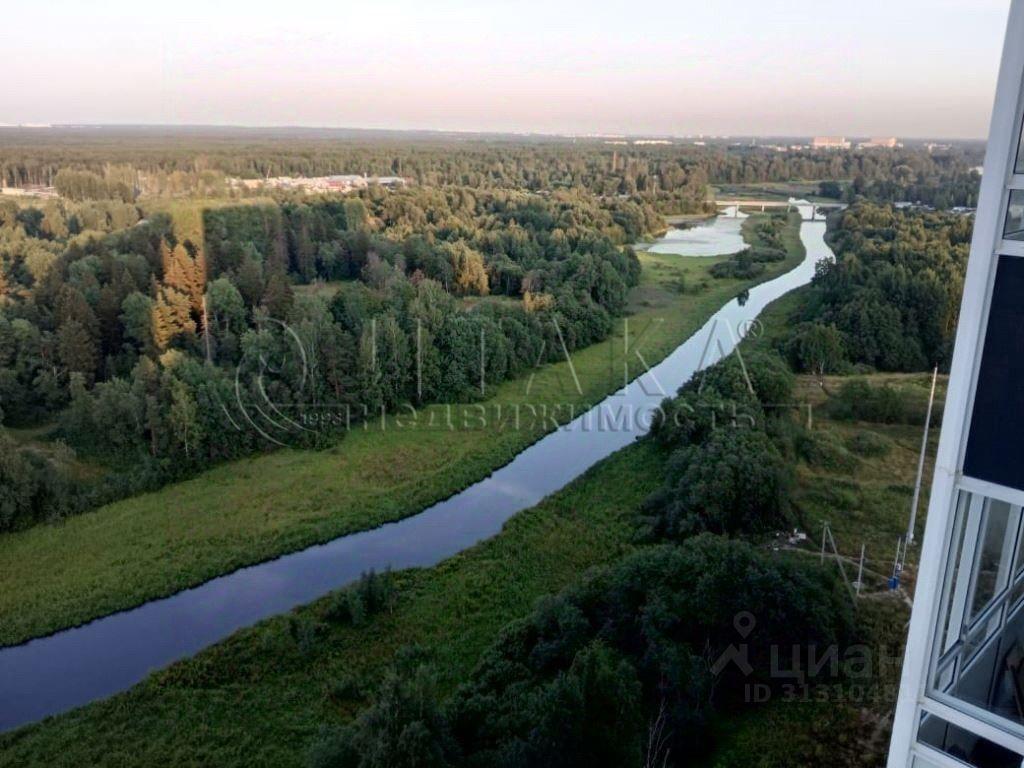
[0,214,806,648]
[712,180,845,205]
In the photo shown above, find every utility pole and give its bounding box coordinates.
[907,367,939,545]
[890,536,904,590]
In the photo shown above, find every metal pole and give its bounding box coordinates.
[825,525,853,595]
[907,366,939,545]
[821,522,828,564]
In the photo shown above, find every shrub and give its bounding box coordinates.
[448,538,849,767]
[323,569,397,626]
[797,430,861,473]
[825,379,928,424]
[309,657,455,768]
[845,430,893,457]
[709,254,765,279]
[643,427,793,539]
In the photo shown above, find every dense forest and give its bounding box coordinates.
[0,186,658,532]
[780,202,973,375]
[0,129,982,210]
[0,134,978,531]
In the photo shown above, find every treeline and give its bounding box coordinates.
[0,131,981,209]
[819,163,981,209]
[0,187,655,532]
[780,202,972,374]
[306,351,857,768]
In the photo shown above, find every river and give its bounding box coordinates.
[0,215,834,733]
[645,208,748,257]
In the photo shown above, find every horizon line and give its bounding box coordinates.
[0,122,988,144]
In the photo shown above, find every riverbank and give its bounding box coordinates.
[0,222,929,768]
[0,214,807,649]
[0,442,665,767]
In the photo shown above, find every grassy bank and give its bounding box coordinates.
[0,214,806,647]
[0,439,664,767]
[1,219,929,768]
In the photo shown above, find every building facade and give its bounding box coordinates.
[811,136,851,149]
[860,137,900,149]
[888,4,1024,767]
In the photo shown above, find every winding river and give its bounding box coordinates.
[0,214,835,733]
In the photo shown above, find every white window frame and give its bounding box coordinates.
[888,3,1024,766]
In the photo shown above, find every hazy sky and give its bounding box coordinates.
[1,0,1009,137]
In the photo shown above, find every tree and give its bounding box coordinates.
[309,662,455,768]
[162,242,206,315]
[443,242,489,296]
[55,285,99,338]
[647,428,792,538]
[57,319,98,381]
[40,203,69,239]
[153,286,196,350]
[358,314,411,411]
[63,373,94,446]
[120,291,155,350]
[233,258,265,308]
[205,278,246,333]
[786,322,846,379]
[516,641,644,767]
[262,271,294,319]
[168,377,203,459]
[0,436,36,531]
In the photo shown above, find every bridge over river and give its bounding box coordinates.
[716,198,846,221]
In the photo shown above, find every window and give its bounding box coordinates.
[918,712,1023,767]
[963,256,1024,493]
[1004,190,1024,240]
[931,491,1024,732]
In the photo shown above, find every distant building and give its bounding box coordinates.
[859,137,899,149]
[811,136,851,150]
[228,174,406,194]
